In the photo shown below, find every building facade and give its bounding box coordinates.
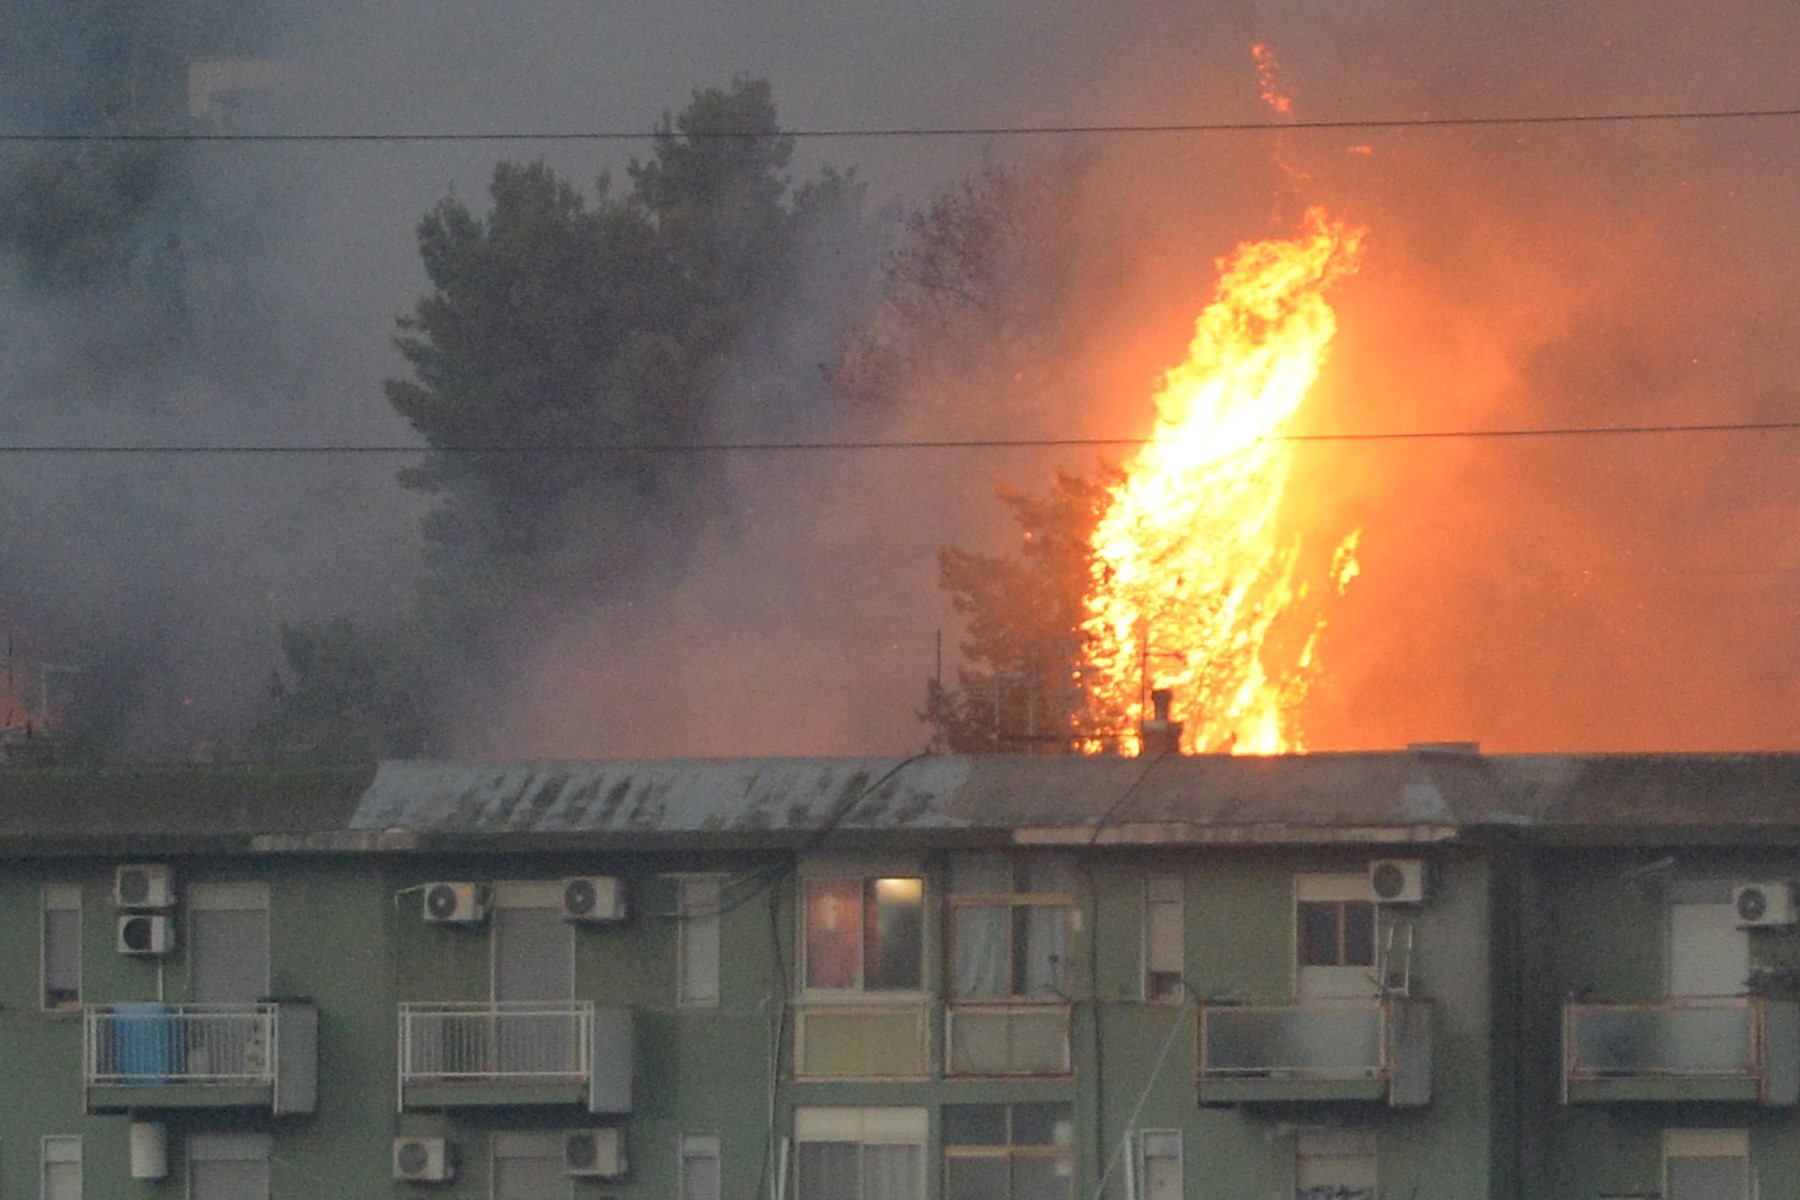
[0,750,1796,1199]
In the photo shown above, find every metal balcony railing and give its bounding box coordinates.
[1562,997,1800,1105]
[398,1001,594,1085]
[84,1003,278,1087]
[1198,997,1432,1107]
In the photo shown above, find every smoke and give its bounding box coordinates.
[4,0,1797,756]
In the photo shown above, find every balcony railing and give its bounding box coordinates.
[1562,997,1800,1105]
[83,1002,317,1114]
[1198,998,1432,1107]
[947,1003,1073,1076]
[397,1001,632,1114]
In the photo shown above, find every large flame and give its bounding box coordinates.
[1082,208,1365,754]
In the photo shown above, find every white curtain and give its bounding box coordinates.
[955,906,1009,996]
[862,1144,921,1200]
[1024,907,1071,996]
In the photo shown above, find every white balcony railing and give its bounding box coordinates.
[398,1001,593,1085]
[84,1003,278,1086]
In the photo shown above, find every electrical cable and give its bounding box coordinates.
[5,104,1800,144]
[5,416,1800,456]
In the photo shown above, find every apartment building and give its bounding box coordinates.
[0,750,1796,1199]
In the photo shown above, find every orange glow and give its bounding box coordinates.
[1081,208,1365,754]
[1251,43,1295,114]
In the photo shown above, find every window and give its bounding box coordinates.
[803,876,923,992]
[492,1132,571,1200]
[677,877,722,1007]
[949,855,1077,999]
[188,884,270,1004]
[795,1107,924,1200]
[42,884,81,1010]
[188,1133,270,1200]
[43,1135,81,1200]
[1297,900,1374,969]
[680,1134,722,1200]
[1143,876,1183,1002]
[1295,1128,1375,1200]
[1137,1131,1182,1200]
[943,1102,1074,1200]
[1664,1129,1749,1200]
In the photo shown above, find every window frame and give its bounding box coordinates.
[676,875,724,1008]
[793,1106,927,1200]
[1294,1127,1376,1200]
[42,1133,82,1200]
[800,874,926,997]
[946,855,1079,1003]
[1135,1130,1182,1200]
[186,1132,271,1200]
[679,1132,722,1200]
[1662,1129,1749,1200]
[41,883,82,1012]
[186,883,272,1004]
[942,1101,1076,1200]
[1142,875,1184,1003]
[490,1131,574,1200]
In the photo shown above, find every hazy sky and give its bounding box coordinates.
[4,0,1799,757]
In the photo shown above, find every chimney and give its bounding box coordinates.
[1139,688,1184,757]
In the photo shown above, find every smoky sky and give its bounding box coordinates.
[3,0,1798,756]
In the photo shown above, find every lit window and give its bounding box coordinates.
[795,1107,924,1200]
[943,1102,1074,1200]
[1143,876,1183,1002]
[42,884,81,1011]
[948,855,1076,999]
[804,877,923,992]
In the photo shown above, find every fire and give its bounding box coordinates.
[1081,208,1365,754]
[1251,43,1295,115]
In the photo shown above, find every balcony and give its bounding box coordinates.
[947,1003,1072,1076]
[84,1002,317,1115]
[794,1002,930,1079]
[1198,998,1431,1108]
[398,1001,632,1113]
[1562,998,1800,1105]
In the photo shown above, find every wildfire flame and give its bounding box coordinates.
[1081,208,1365,754]
[1251,43,1295,115]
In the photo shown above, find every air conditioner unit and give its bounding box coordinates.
[563,876,627,924]
[117,914,175,956]
[393,1137,457,1183]
[422,882,490,925]
[115,864,175,909]
[564,1128,627,1179]
[1369,859,1429,904]
[1734,882,1798,927]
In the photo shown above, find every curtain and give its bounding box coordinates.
[1023,907,1071,996]
[798,1143,860,1200]
[862,1144,921,1200]
[955,906,1009,996]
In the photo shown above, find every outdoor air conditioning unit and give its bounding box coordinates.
[1734,882,1798,927]
[115,864,176,909]
[562,876,627,924]
[422,882,490,925]
[1369,859,1429,904]
[117,913,175,956]
[564,1128,627,1179]
[393,1137,458,1183]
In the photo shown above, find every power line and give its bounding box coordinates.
[0,417,1796,455]
[4,105,1800,144]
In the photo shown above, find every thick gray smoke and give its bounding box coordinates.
[3,0,1797,757]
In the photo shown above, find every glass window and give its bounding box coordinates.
[950,856,1076,999]
[795,1108,925,1200]
[1295,1128,1375,1200]
[493,1132,571,1200]
[680,1134,721,1200]
[678,877,722,1007]
[804,877,923,992]
[944,1103,1074,1200]
[188,1133,270,1200]
[1143,876,1183,1002]
[43,1135,81,1200]
[42,884,81,1011]
[1297,901,1374,968]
